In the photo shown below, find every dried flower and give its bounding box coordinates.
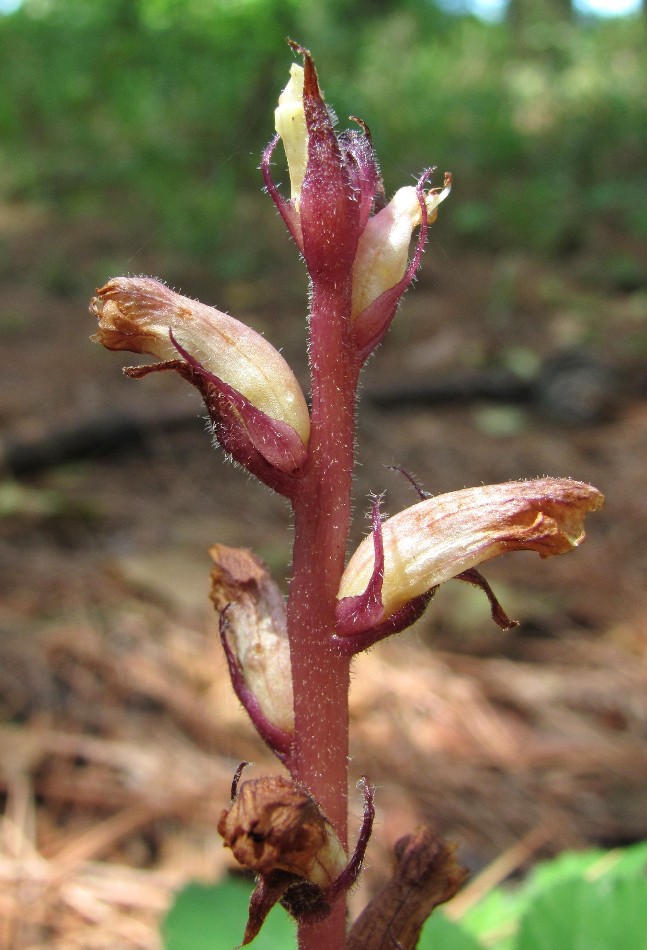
[219,775,347,887]
[347,826,468,950]
[336,478,604,637]
[219,772,375,946]
[210,544,293,757]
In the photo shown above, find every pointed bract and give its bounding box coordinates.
[298,46,362,281]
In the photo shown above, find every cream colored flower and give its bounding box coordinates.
[351,179,451,320]
[91,276,310,447]
[338,479,604,626]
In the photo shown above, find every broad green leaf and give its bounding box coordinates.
[460,882,527,949]
[516,875,647,950]
[419,910,485,949]
[523,840,647,900]
[161,878,296,950]
[456,843,647,950]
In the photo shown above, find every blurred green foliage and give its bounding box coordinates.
[161,842,647,948]
[0,0,645,281]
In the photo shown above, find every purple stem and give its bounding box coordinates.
[287,277,360,949]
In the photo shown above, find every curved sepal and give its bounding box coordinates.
[169,329,308,476]
[334,494,435,653]
[262,134,304,253]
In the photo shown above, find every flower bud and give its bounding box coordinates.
[337,478,603,631]
[275,63,307,207]
[351,179,451,320]
[91,277,310,448]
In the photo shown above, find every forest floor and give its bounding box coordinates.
[1,207,647,947]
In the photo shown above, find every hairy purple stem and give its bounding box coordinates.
[287,277,360,949]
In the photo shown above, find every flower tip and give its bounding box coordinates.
[286,37,308,58]
[286,38,317,92]
[89,277,175,359]
[538,480,604,553]
[425,171,452,217]
[275,57,307,206]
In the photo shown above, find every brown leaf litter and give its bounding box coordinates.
[1,570,647,949]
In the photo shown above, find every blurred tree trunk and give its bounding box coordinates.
[507,0,574,56]
[508,0,573,28]
[508,0,573,37]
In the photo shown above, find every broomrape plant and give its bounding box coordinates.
[90,42,603,950]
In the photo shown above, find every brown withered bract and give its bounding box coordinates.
[346,826,468,950]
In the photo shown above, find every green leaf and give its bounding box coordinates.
[460,884,526,950]
[419,911,485,950]
[516,875,647,950]
[161,878,296,950]
[457,843,647,949]
[522,840,647,899]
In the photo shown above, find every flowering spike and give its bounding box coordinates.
[89,44,605,950]
[337,479,604,633]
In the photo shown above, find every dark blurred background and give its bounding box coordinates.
[1,0,646,281]
[1,1,647,946]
